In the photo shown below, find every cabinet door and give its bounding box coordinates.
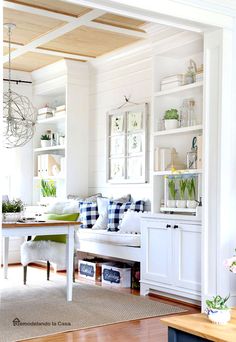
[173,224,201,292]
[141,220,172,285]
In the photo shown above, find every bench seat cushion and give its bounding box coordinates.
[77,229,140,247]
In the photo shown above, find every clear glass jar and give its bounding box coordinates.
[187,150,197,169]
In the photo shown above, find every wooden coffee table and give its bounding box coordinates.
[161,308,236,341]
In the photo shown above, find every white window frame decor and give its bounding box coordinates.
[107,103,148,183]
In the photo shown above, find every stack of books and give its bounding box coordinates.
[54,104,66,117]
[37,107,54,120]
[160,74,184,91]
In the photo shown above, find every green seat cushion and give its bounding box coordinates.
[33,213,79,244]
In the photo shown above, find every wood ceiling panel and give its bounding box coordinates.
[40,26,140,58]
[94,13,146,31]
[3,52,62,72]
[6,0,91,17]
[3,8,65,45]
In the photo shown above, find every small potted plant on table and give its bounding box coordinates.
[206,295,231,325]
[40,134,51,148]
[2,199,24,222]
[163,108,179,130]
[167,179,177,208]
[176,178,187,208]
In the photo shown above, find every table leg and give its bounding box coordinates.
[3,237,9,279]
[66,227,74,301]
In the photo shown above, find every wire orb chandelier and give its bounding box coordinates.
[3,23,37,148]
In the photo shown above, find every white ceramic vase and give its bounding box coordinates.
[167,200,176,208]
[2,212,22,223]
[41,140,51,148]
[164,119,179,130]
[176,200,186,208]
[186,200,197,209]
[206,308,231,325]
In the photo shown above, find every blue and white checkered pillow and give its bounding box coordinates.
[107,200,144,232]
[79,202,99,228]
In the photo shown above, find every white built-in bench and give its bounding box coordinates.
[76,229,141,262]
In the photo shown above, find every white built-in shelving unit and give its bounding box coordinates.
[151,37,204,216]
[31,59,89,204]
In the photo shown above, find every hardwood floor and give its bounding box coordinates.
[8,265,200,342]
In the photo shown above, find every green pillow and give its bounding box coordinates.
[33,213,79,244]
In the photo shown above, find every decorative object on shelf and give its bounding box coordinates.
[184,59,197,84]
[166,148,186,171]
[167,179,177,208]
[2,199,24,222]
[154,147,172,171]
[187,137,197,169]
[40,134,51,148]
[107,101,147,183]
[225,249,236,273]
[197,135,203,168]
[59,135,65,146]
[3,23,37,149]
[186,178,197,208]
[163,108,179,130]
[160,74,184,91]
[180,98,196,127]
[37,154,61,177]
[196,64,204,82]
[205,295,231,325]
[40,179,56,198]
[176,179,187,208]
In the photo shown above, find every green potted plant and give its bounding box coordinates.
[2,199,24,222]
[40,134,51,148]
[167,179,177,208]
[176,178,187,208]
[163,108,179,130]
[40,179,56,204]
[206,295,231,324]
[186,178,197,208]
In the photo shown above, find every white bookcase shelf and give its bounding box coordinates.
[34,145,65,153]
[154,81,203,97]
[154,169,202,176]
[160,207,196,213]
[154,125,203,136]
[37,113,66,124]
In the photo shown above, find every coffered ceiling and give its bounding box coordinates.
[3,0,148,72]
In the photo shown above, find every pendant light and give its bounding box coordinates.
[3,23,37,148]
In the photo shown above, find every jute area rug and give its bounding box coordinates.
[0,267,186,342]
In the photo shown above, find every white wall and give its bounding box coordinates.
[3,69,34,205]
[88,43,152,206]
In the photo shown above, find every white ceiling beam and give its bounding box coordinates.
[86,21,146,38]
[3,1,147,38]
[3,9,104,63]
[3,41,95,61]
[3,1,76,22]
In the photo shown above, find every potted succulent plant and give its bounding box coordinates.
[167,179,177,208]
[2,199,24,222]
[40,134,51,148]
[186,178,197,208]
[206,295,231,325]
[176,178,187,208]
[163,108,179,130]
